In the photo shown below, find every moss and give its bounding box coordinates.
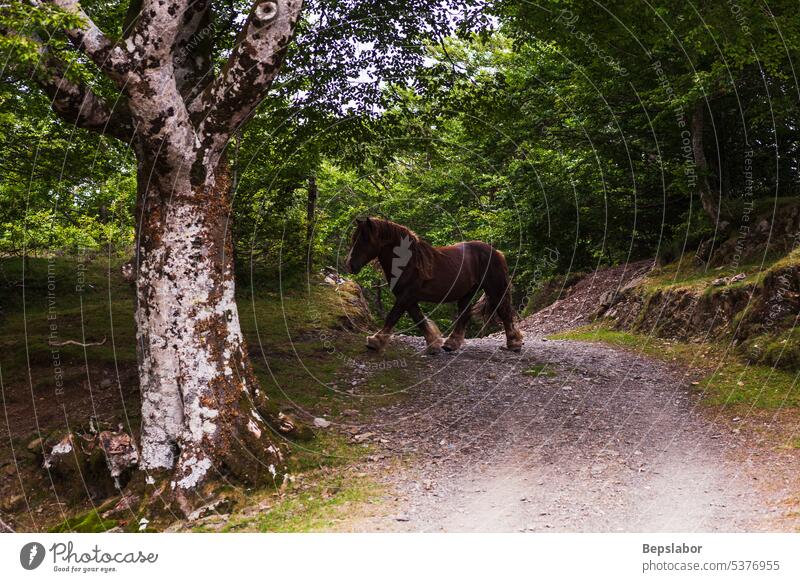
[187,432,380,533]
[523,363,556,377]
[742,327,800,372]
[49,509,118,533]
[642,261,763,294]
[643,240,800,297]
[1,255,416,532]
[551,325,800,409]
[209,472,380,533]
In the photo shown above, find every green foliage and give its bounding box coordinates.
[2,1,799,314]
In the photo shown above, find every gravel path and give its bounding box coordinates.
[344,334,798,532]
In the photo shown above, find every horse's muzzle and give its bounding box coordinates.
[344,257,364,275]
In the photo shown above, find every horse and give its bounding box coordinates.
[344,217,524,354]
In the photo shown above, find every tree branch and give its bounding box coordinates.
[192,0,303,142]
[126,0,189,65]
[50,336,107,347]
[4,26,136,142]
[172,0,213,100]
[43,0,131,85]
[38,67,135,142]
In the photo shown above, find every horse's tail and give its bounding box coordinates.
[470,247,517,327]
[469,293,498,326]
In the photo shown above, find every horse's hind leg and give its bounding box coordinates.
[407,304,444,355]
[484,252,524,352]
[497,296,524,352]
[443,294,473,352]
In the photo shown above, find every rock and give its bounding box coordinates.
[43,433,83,473]
[101,493,140,519]
[313,417,331,428]
[598,290,617,308]
[187,498,235,521]
[26,437,44,454]
[42,431,121,499]
[272,412,315,440]
[97,431,139,480]
[729,273,746,283]
[1,493,25,512]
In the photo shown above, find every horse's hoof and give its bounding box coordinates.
[426,338,444,355]
[443,337,464,352]
[366,334,389,351]
[506,330,524,353]
[506,340,523,353]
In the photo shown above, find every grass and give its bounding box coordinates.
[191,431,382,532]
[49,509,118,533]
[0,254,415,532]
[645,240,800,296]
[643,256,765,293]
[741,325,800,373]
[551,326,800,409]
[522,363,557,377]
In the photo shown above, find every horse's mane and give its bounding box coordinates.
[367,218,439,280]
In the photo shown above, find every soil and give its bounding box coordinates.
[519,259,654,336]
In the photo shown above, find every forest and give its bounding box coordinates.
[1,0,799,533]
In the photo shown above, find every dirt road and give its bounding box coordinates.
[343,334,798,532]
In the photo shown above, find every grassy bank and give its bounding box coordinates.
[0,255,413,532]
[551,326,799,409]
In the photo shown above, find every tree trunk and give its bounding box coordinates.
[18,0,305,505]
[134,159,284,496]
[306,174,317,276]
[691,102,721,224]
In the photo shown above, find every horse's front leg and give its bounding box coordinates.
[407,304,444,355]
[366,300,406,353]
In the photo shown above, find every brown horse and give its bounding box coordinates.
[344,217,524,354]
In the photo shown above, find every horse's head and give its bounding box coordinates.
[345,217,380,274]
